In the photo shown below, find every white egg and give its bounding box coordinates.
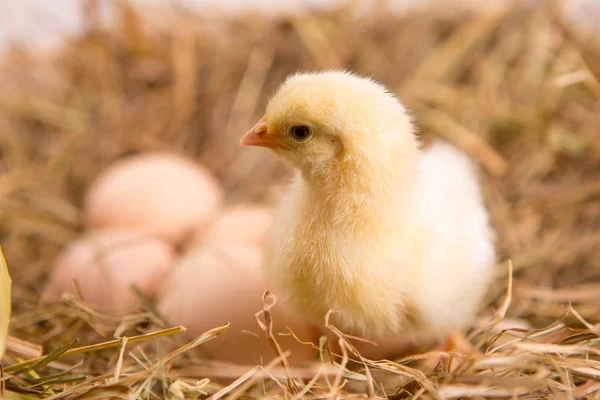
[84,152,223,243]
[157,243,318,365]
[43,229,175,315]
[202,205,273,248]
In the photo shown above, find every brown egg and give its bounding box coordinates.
[202,205,273,248]
[44,229,175,315]
[84,152,222,243]
[157,243,318,365]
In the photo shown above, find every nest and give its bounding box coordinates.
[0,0,599,398]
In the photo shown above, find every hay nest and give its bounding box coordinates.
[0,1,599,398]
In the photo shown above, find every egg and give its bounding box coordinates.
[557,0,600,80]
[43,229,175,315]
[84,152,222,243]
[202,205,273,248]
[157,243,318,365]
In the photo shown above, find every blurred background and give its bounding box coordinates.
[1,0,599,398]
[0,0,505,53]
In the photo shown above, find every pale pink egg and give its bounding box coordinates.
[84,152,222,243]
[557,0,600,80]
[202,205,273,248]
[44,229,175,315]
[157,243,318,365]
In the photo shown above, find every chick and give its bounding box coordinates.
[239,71,495,344]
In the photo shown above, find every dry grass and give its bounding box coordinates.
[1,0,599,398]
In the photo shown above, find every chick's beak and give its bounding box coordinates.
[239,115,275,148]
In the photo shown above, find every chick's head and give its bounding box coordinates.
[240,71,417,176]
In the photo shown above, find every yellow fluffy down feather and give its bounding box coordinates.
[240,71,495,341]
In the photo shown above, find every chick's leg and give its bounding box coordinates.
[420,331,472,372]
[440,331,472,352]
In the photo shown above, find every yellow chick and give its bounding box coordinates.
[239,71,495,344]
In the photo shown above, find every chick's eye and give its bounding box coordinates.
[290,125,311,141]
